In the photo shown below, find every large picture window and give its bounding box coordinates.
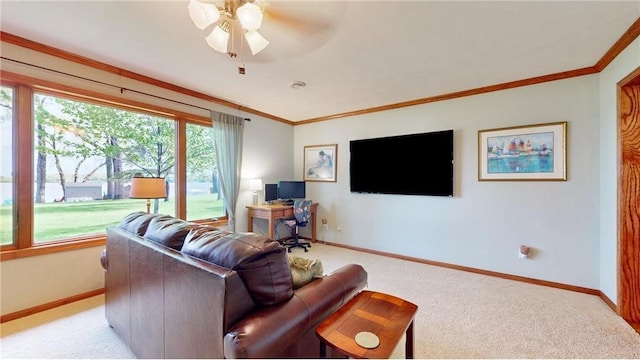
[0,86,14,246]
[1,78,227,257]
[32,93,177,243]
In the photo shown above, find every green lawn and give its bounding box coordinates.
[0,195,224,245]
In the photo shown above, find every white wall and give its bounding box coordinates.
[295,75,602,289]
[598,37,640,302]
[0,41,294,316]
[0,247,105,315]
[237,116,294,233]
[2,35,637,316]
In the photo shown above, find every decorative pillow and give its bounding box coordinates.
[287,254,324,289]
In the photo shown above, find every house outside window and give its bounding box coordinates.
[31,93,179,243]
[1,80,226,256]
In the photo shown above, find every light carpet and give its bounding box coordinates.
[1,243,639,358]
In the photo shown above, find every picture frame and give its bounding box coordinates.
[304,144,337,182]
[478,121,567,181]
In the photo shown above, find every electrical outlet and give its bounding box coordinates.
[337,225,342,232]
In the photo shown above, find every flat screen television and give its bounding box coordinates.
[350,129,454,196]
[277,181,306,200]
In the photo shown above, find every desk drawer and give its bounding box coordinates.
[270,209,293,218]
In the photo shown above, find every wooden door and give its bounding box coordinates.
[618,66,640,332]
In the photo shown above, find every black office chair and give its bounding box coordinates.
[282,199,313,252]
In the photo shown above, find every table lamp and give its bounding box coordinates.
[248,178,263,205]
[129,177,167,213]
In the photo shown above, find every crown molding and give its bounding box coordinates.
[2,16,639,125]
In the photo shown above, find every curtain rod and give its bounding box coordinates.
[1,56,251,121]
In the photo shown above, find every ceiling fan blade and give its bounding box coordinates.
[215,1,348,64]
[261,1,347,36]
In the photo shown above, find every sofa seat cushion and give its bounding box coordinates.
[182,229,294,306]
[144,216,200,250]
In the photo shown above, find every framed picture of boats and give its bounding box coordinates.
[478,122,567,181]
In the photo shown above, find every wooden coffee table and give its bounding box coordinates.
[316,290,418,359]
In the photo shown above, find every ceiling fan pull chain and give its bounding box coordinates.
[228,24,237,58]
[238,28,246,75]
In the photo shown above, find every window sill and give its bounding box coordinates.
[0,219,228,261]
[0,237,106,261]
[192,218,228,227]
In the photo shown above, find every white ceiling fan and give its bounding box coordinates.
[188,0,268,56]
[187,0,348,64]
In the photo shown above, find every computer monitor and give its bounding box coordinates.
[264,183,278,203]
[277,181,305,200]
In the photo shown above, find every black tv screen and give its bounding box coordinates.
[350,129,454,196]
[264,183,278,202]
[278,181,306,199]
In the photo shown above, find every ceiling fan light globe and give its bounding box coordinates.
[237,2,263,31]
[188,0,220,30]
[245,30,269,55]
[205,25,229,53]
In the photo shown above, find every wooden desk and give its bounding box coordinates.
[246,203,318,242]
[316,290,418,359]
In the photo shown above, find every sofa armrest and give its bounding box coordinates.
[223,264,367,358]
[100,248,107,270]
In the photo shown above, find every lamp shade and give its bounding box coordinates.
[236,2,263,31]
[206,23,230,53]
[245,30,269,55]
[129,177,166,199]
[248,178,263,192]
[188,0,220,30]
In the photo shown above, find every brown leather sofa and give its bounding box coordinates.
[101,212,368,358]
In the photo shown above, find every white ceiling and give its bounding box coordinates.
[1,1,639,122]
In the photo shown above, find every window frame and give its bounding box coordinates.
[0,72,228,261]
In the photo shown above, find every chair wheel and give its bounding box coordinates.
[304,248,308,252]
[287,248,292,253]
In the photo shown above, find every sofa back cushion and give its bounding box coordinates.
[119,211,165,236]
[182,229,293,306]
[144,216,200,250]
